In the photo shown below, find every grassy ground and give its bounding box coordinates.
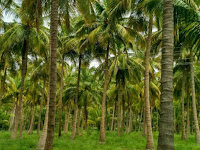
[0,131,200,150]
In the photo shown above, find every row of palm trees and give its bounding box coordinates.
[1,0,200,149]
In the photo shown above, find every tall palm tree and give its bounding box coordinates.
[84,1,139,142]
[173,63,187,140]
[70,54,82,140]
[157,0,174,149]
[58,61,64,137]
[27,82,42,134]
[99,42,109,142]
[34,58,49,149]
[144,15,154,149]
[189,50,200,143]
[44,0,59,149]
[0,0,49,138]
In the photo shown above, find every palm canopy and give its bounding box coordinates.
[1,0,200,149]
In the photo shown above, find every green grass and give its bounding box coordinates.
[0,131,200,150]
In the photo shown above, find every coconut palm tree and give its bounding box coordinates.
[157,0,174,148]
[108,52,144,136]
[189,50,200,143]
[82,0,141,142]
[44,0,59,149]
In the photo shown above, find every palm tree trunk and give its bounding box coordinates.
[126,101,130,133]
[37,80,45,134]
[138,109,141,131]
[121,96,125,133]
[37,99,43,134]
[58,62,64,137]
[142,105,147,137]
[19,37,29,139]
[99,42,109,142]
[37,95,49,150]
[191,117,193,135]
[181,71,186,140]
[64,106,70,134]
[144,15,154,150]
[110,102,115,131]
[71,55,82,140]
[105,98,108,130]
[76,109,81,135]
[11,95,19,138]
[135,114,137,132]
[128,108,133,133]
[190,50,200,143]
[174,106,177,133]
[27,103,36,134]
[130,109,133,132]
[84,103,88,131]
[44,0,59,149]
[139,108,143,132]
[0,66,7,106]
[117,80,122,136]
[9,105,16,131]
[80,116,84,135]
[156,108,159,132]
[36,0,41,32]
[157,0,174,148]
[186,87,190,140]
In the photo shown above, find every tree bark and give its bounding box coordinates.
[190,50,200,143]
[36,0,41,32]
[126,101,130,133]
[0,66,7,106]
[142,105,147,137]
[191,115,193,135]
[110,102,115,131]
[19,36,29,139]
[11,95,19,138]
[84,103,88,131]
[27,103,36,134]
[9,105,16,131]
[80,119,84,135]
[71,55,82,140]
[156,108,159,132]
[144,15,154,150]
[58,62,64,137]
[121,95,125,133]
[128,108,133,133]
[157,0,174,148]
[80,111,84,135]
[135,114,138,132]
[76,109,81,135]
[37,95,49,150]
[117,80,122,137]
[105,98,108,131]
[99,42,109,143]
[174,106,176,133]
[37,81,45,134]
[64,106,70,134]
[44,0,59,149]
[186,87,190,140]
[181,71,186,140]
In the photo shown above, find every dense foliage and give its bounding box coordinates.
[1,0,200,149]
